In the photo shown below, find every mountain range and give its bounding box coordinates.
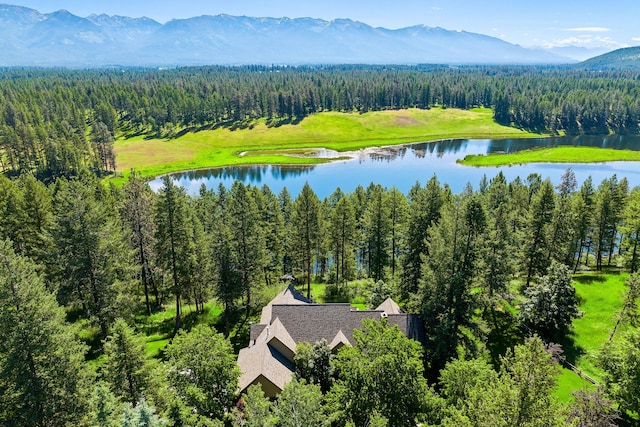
[580,46,640,70]
[0,4,581,67]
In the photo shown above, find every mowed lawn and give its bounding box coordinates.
[555,271,630,401]
[114,107,540,179]
[459,146,640,167]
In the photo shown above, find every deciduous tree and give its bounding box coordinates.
[328,319,430,426]
[165,325,239,421]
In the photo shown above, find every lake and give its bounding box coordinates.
[149,135,640,198]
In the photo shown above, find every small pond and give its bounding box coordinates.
[150,135,640,198]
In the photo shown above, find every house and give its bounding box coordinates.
[237,284,424,397]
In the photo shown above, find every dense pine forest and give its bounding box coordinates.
[1,164,640,425]
[1,65,640,180]
[2,64,640,426]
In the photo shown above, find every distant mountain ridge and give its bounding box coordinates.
[0,4,574,67]
[579,46,640,70]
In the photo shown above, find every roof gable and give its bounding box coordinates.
[329,329,351,350]
[238,340,295,396]
[260,284,313,324]
[376,297,403,314]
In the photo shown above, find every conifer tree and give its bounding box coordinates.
[0,239,91,426]
[154,176,193,333]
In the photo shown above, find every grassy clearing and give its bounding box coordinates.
[293,279,371,310]
[135,300,224,358]
[566,271,628,380]
[459,146,640,167]
[112,108,541,183]
[553,270,630,401]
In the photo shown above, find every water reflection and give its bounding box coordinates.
[168,164,316,183]
[150,135,640,197]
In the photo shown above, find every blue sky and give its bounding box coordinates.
[8,0,640,49]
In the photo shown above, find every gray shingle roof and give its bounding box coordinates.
[260,284,313,324]
[376,297,403,314]
[237,284,424,396]
[270,303,422,345]
[238,327,295,394]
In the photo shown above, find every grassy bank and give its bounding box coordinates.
[113,107,541,181]
[459,146,640,167]
[554,270,630,401]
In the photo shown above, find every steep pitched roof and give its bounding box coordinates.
[265,317,297,360]
[238,325,295,396]
[329,329,351,350]
[238,284,424,397]
[260,284,313,324]
[376,297,403,315]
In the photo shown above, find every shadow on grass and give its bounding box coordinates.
[266,116,304,128]
[558,333,587,367]
[573,274,607,285]
[77,326,104,361]
[130,114,309,141]
[137,313,175,338]
[485,309,525,366]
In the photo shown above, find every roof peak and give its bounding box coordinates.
[375,297,403,315]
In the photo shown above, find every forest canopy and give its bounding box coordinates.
[1,65,640,180]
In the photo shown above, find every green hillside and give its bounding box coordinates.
[580,46,640,70]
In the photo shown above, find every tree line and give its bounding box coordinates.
[1,168,640,424]
[2,65,640,179]
[1,168,639,340]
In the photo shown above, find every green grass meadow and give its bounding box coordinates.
[112,108,541,183]
[554,270,630,401]
[459,146,640,167]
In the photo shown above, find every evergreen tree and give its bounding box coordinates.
[0,239,91,426]
[154,176,193,333]
[420,194,486,370]
[278,187,295,275]
[400,177,443,302]
[53,177,135,338]
[121,399,166,427]
[572,177,595,272]
[328,191,356,285]
[229,181,265,316]
[121,171,158,315]
[598,328,640,417]
[291,182,320,299]
[211,185,243,336]
[257,185,285,286]
[102,319,153,405]
[385,187,408,281]
[521,179,555,286]
[480,173,514,313]
[547,168,578,265]
[362,184,391,282]
[17,173,54,263]
[620,188,640,273]
[609,273,640,341]
[88,382,122,427]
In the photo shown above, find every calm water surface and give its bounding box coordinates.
[150,135,640,198]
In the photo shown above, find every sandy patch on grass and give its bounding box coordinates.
[394,116,422,126]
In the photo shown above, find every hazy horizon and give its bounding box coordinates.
[4,0,639,51]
